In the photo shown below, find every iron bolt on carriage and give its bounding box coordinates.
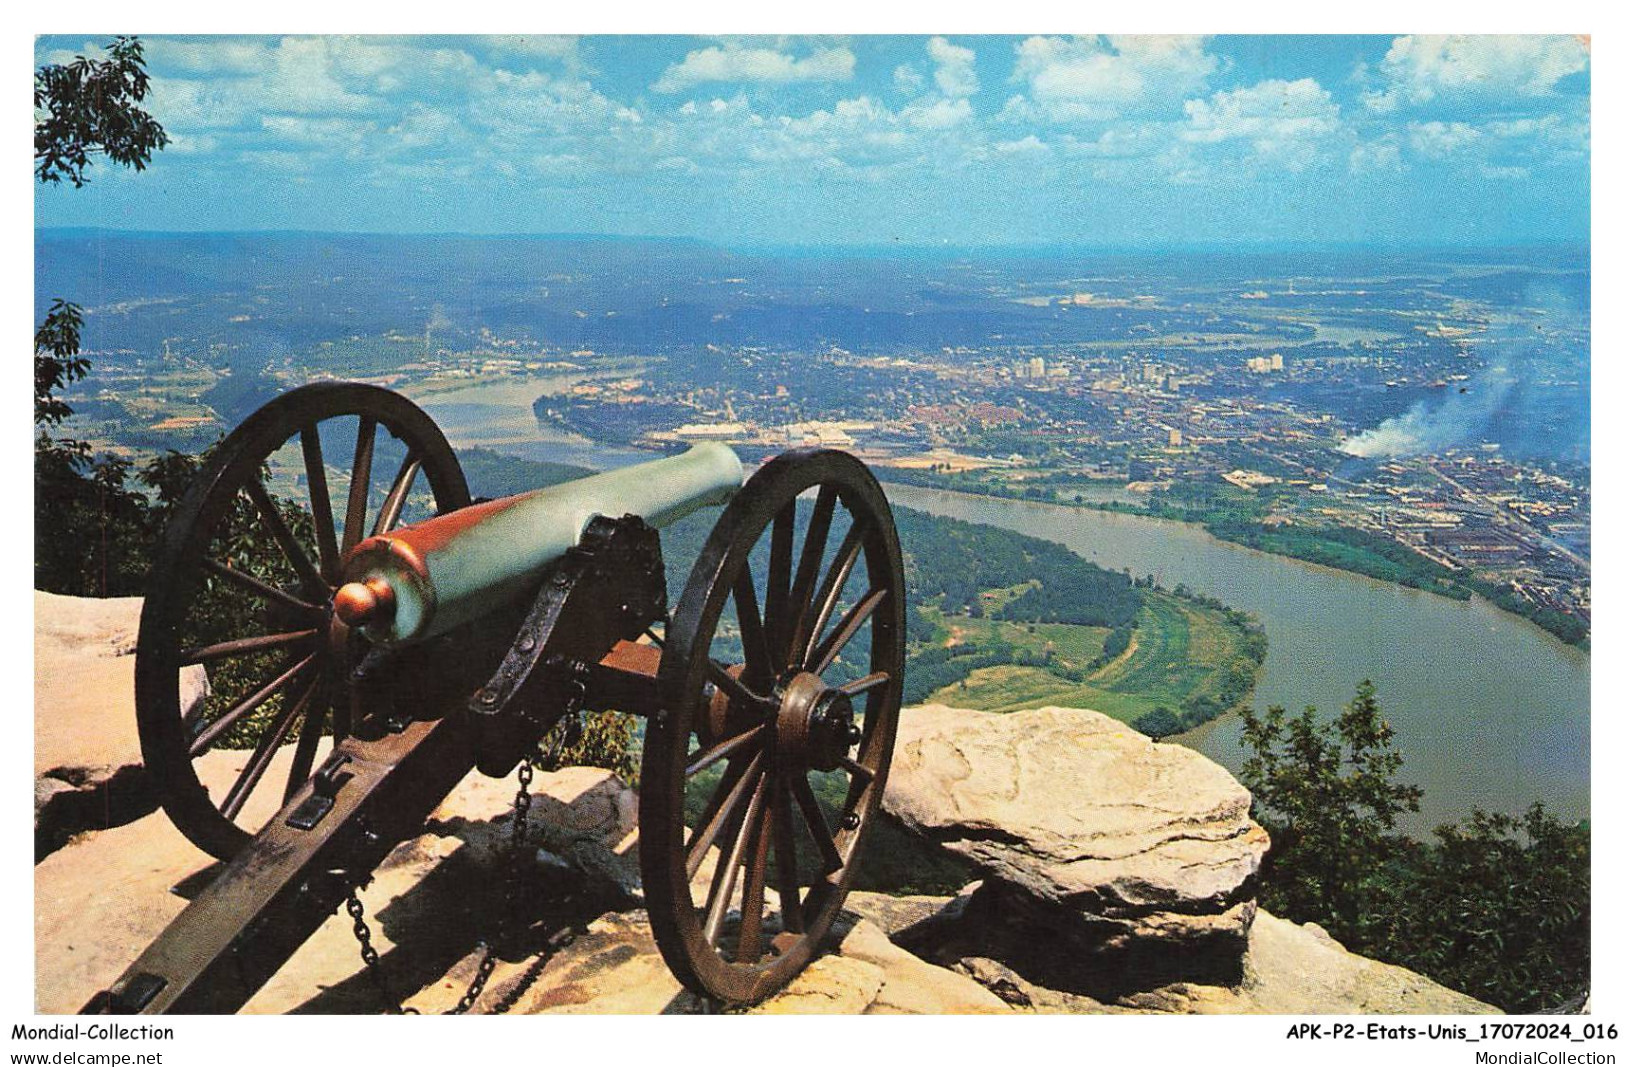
[87,382,906,1013]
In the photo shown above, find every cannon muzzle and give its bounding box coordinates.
[335,443,743,644]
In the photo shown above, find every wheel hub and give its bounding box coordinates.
[774,671,861,771]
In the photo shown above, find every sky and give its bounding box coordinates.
[32,34,1591,248]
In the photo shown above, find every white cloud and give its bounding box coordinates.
[893,63,925,96]
[477,69,639,132]
[1010,35,1217,121]
[1407,120,1483,158]
[474,36,581,66]
[927,37,978,98]
[146,38,273,76]
[260,115,376,143]
[906,97,973,130]
[995,134,1048,154]
[1364,35,1588,111]
[653,44,855,93]
[385,106,460,150]
[1183,78,1341,170]
[1348,134,1403,174]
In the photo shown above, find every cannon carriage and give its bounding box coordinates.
[89,382,906,1013]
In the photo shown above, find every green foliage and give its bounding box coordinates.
[457,447,589,498]
[35,36,171,597]
[35,36,168,187]
[1091,623,1133,668]
[1240,681,1589,1013]
[1365,806,1589,1013]
[1132,706,1181,738]
[901,642,1013,704]
[1465,577,1590,648]
[893,506,1142,628]
[534,710,641,788]
[34,440,166,597]
[35,300,88,426]
[1210,521,1469,601]
[1240,681,1423,933]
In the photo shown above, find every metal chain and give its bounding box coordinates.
[344,890,413,1014]
[446,755,536,1015]
[349,677,592,1016]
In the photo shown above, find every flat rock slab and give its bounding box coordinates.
[35,592,146,777]
[38,757,1000,1016]
[885,705,1269,914]
[36,740,334,1014]
[1115,911,1500,1015]
[34,592,208,852]
[477,911,1010,1016]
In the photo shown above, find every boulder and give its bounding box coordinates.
[1116,910,1500,1015]
[883,705,1270,994]
[33,591,208,856]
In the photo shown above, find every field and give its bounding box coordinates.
[923,591,1256,725]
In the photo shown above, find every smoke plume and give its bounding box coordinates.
[1338,366,1515,459]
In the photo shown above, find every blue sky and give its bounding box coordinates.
[33,34,1590,247]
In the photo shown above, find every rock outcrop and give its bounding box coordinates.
[884,704,1269,994]
[37,763,1009,1016]
[33,591,209,857]
[33,592,1497,1015]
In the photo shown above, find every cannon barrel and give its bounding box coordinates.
[334,443,743,645]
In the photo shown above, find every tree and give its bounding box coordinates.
[35,37,167,595]
[1239,681,1589,1013]
[35,299,88,425]
[1364,805,1589,1013]
[1238,680,1421,940]
[35,35,169,187]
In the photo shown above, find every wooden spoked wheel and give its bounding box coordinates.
[134,383,470,861]
[641,449,907,1004]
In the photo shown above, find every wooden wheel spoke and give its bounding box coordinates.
[342,415,377,553]
[220,681,314,821]
[242,478,325,595]
[300,425,340,581]
[763,504,795,671]
[810,587,889,676]
[371,452,421,536]
[839,756,874,786]
[686,752,763,880]
[802,521,866,668]
[201,558,323,616]
[285,689,330,803]
[772,774,804,934]
[736,792,774,963]
[790,773,844,875]
[138,385,472,862]
[707,658,767,711]
[685,723,765,779]
[179,628,318,666]
[640,453,907,1000]
[189,653,318,757]
[838,671,890,699]
[785,486,837,666]
[704,772,769,946]
[731,565,772,686]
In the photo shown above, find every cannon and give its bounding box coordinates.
[86,382,905,1013]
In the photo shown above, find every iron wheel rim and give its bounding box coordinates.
[134,382,470,861]
[641,449,906,1005]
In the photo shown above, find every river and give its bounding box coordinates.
[884,485,1589,833]
[413,376,1589,832]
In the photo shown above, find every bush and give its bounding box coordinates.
[1240,681,1589,1012]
